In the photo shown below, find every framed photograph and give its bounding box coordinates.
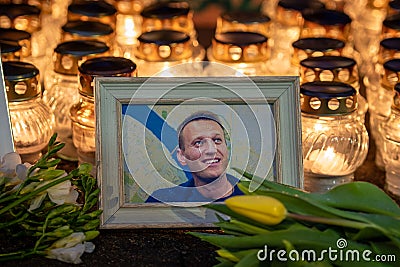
[96,76,302,229]
[0,60,14,158]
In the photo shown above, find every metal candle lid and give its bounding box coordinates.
[293,37,345,53]
[140,1,193,36]
[300,55,358,85]
[292,37,345,66]
[78,57,137,96]
[217,11,271,37]
[276,0,325,27]
[61,20,114,36]
[0,28,31,58]
[3,61,41,102]
[61,20,114,46]
[383,14,400,30]
[135,30,192,61]
[379,38,400,64]
[0,40,22,61]
[68,1,117,29]
[53,40,110,75]
[221,11,271,24]
[382,59,400,91]
[141,1,190,18]
[211,31,268,62]
[301,8,351,41]
[383,14,400,38]
[0,4,41,33]
[301,81,357,116]
[389,0,400,16]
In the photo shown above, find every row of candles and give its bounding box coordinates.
[1,0,400,196]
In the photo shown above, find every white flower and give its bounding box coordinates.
[28,176,79,211]
[0,152,21,177]
[0,152,33,192]
[50,232,86,249]
[46,232,95,264]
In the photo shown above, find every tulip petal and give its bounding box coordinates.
[225,195,287,225]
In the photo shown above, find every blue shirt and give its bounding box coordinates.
[145,174,244,203]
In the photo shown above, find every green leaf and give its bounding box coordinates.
[214,257,235,267]
[190,227,347,250]
[309,182,400,217]
[235,249,259,267]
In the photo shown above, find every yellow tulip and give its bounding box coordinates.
[225,195,287,225]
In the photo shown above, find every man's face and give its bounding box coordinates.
[177,119,229,180]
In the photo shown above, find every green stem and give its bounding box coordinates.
[0,246,47,262]
[287,212,372,230]
[0,212,29,230]
[0,193,18,204]
[33,213,51,252]
[0,174,72,216]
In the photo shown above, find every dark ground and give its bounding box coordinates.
[1,28,398,267]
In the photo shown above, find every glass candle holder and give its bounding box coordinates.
[3,61,55,163]
[206,31,269,76]
[299,55,368,122]
[43,40,110,161]
[0,3,41,33]
[215,11,271,38]
[0,28,31,59]
[382,13,400,39]
[370,58,400,169]
[379,37,400,64]
[114,0,154,51]
[0,39,22,61]
[350,0,387,61]
[61,20,117,55]
[276,0,325,28]
[0,3,53,79]
[291,37,345,72]
[382,82,400,197]
[133,29,204,76]
[365,37,400,114]
[301,81,369,193]
[388,0,400,16]
[301,8,352,42]
[269,0,325,74]
[140,1,195,39]
[67,0,117,30]
[70,56,137,166]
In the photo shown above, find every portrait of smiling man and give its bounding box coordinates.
[145,111,244,203]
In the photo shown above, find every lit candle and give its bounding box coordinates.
[301,81,369,193]
[306,148,348,175]
[382,83,400,197]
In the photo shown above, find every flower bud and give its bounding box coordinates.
[217,249,239,262]
[225,195,287,225]
[84,230,100,241]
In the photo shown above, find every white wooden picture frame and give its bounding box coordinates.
[95,76,303,229]
[0,59,14,158]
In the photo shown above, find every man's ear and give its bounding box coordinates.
[177,148,187,166]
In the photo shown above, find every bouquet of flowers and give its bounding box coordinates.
[192,169,400,266]
[0,134,101,264]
